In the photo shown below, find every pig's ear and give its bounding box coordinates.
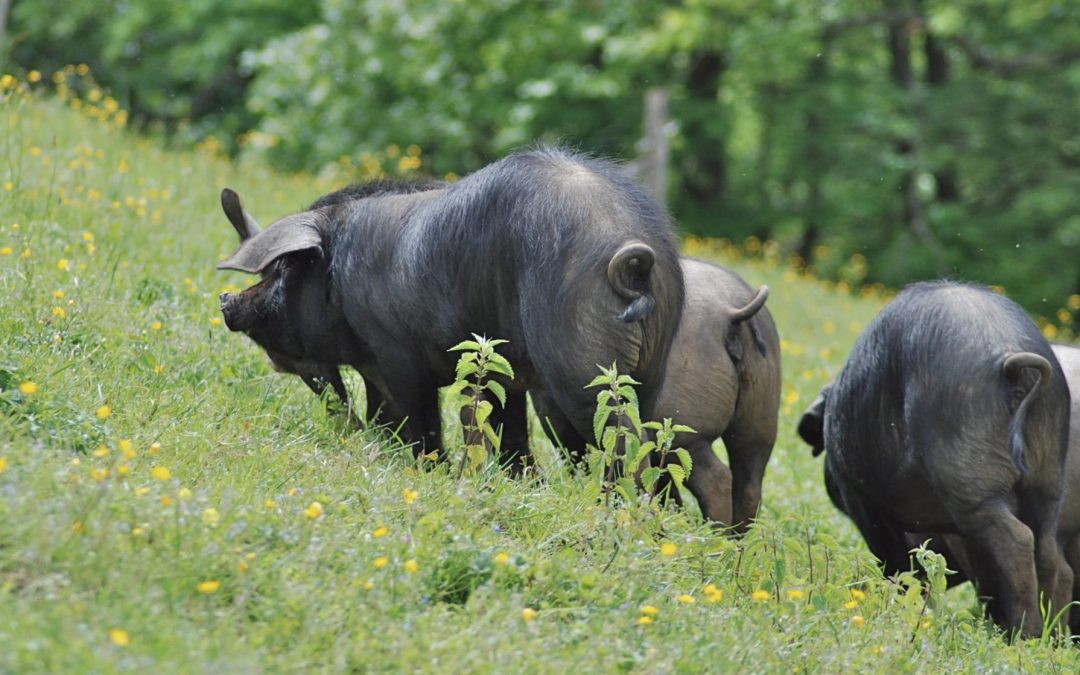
[797,382,832,457]
[217,213,323,273]
[221,188,262,241]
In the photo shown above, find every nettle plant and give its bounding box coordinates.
[586,363,694,504]
[446,335,515,477]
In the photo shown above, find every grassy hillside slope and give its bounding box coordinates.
[1,78,1076,672]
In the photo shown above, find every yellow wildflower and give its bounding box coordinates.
[151,466,171,481]
[0,246,12,255]
[372,526,389,538]
[151,321,162,331]
[119,439,135,459]
[131,527,144,537]
[196,580,221,594]
[93,444,109,458]
[678,594,695,605]
[704,583,723,603]
[752,590,770,602]
[96,405,112,419]
[149,442,161,454]
[403,488,419,504]
[659,542,678,557]
[210,317,222,327]
[57,258,69,271]
[787,589,805,601]
[637,616,654,625]
[0,457,8,474]
[404,559,419,574]
[135,486,151,497]
[109,628,130,646]
[852,615,866,627]
[265,499,277,509]
[178,487,192,500]
[18,381,38,395]
[639,605,659,617]
[90,467,109,481]
[117,464,130,477]
[27,71,43,83]
[52,307,66,318]
[202,508,220,526]
[844,600,858,610]
[304,501,324,519]
[494,552,510,565]
[373,556,390,569]
[522,608,538,623]
[850,588,865,601]
[161,495,174,506]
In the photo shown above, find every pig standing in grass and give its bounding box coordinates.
[535,258,780,532]
[217,147,684,475]
[797,280,1072,638]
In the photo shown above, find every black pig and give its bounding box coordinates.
[534,258,780,531]
[218,147,684,474]
[796,281,1071,638]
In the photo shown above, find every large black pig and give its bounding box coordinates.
[217,147,684,474]
[796,281,1072,638]
[534,258,780,532]
[804,342,1080,633]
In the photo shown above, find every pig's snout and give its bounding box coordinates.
[219,292,249,332]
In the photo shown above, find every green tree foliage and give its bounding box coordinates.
[8,0,1080,313]
[6,0,317,146]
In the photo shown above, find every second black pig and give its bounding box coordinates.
[797,280,1071,638]
[534,258,780,531]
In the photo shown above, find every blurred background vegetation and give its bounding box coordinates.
[4,0,1080,316]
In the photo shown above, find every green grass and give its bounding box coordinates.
[2,77,1078,673]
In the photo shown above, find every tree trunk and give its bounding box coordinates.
[680,49,728,209]
[796,47,830,264]
[0,0,11,55]
[639,87,670,206]
[887,0,947,271]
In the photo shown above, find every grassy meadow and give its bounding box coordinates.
[2,70,1079,673]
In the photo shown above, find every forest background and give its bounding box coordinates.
[5,0,1080,316]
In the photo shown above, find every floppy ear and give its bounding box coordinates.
[221,188,262,241]
[797,382,832,457]
[217,212,324,273]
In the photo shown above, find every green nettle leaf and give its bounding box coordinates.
[486,354,516,379]
[671,424,695,434]
[666,463,686,488]
[474,400,494,427]
[625,404,642,437]
[639,441,657,455]
[615,477,637,501]
[449,340,484,353]
[593,407,610,446]
[585,374,610,389]
[483,425,501,449]
[640,466,662,492]
[455,360,479,379]
[601,427,619,454]
[467,443,487,469]
[445,380,469,399]
[675,448,693,476]
[485,380,507,407]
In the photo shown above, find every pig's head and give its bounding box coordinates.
[216,188,335,367]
